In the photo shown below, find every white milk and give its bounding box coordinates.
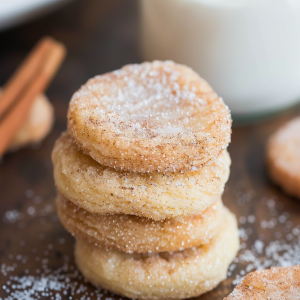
[140,0,300,117]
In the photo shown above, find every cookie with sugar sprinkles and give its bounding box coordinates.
[75,207,239,300]
[52,132,231,220]
[267,117,300,199]
[56,193,224,253]
[68,60,231,173]
[225,265,300,299]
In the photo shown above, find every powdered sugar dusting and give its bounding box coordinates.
[73,61,208,131]
[67,61,232,173]
[0,191,118,300]
[228,181,300,286]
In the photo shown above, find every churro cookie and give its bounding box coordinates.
[267,117,300,199]
[56,193,223,253]
[68,61,231,173]
[75,207,239,300]
[225,265,300,299]
[52,132,230,220]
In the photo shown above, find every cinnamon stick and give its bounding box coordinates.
[0,38,66,157]
[0,37,54,118]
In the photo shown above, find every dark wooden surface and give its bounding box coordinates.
[1,1,300,299]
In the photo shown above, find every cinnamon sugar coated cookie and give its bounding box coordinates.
[68,61,231,173]
[56,193,223,253]
[225,265,300,299]
[267,117,300,199]
[52,132,230,220]
[75,207,239,300]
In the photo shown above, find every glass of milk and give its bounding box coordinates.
[140,0,300,121]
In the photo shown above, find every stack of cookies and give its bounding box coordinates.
[52,61,239,300]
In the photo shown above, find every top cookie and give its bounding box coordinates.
[267,117,300,199]
[68,61,231,173]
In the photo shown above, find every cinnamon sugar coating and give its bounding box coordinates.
[225,265,300,300]
[56,193,223,253]
[52,132,230,220]
[75,207,239,300]
[68,61,231,173]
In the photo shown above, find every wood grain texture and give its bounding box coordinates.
[0,0,300,299]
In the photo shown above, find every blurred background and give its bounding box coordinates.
[2,0,300,124]
[0,0,140,129]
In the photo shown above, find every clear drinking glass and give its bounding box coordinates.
[140,0,300,122]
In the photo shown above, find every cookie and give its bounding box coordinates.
[225,265,300,299]
[267,117,300,199]
[52,132,230,220]
[68,61,231,173]
[75,207,239,300]
[56,193,223,253]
